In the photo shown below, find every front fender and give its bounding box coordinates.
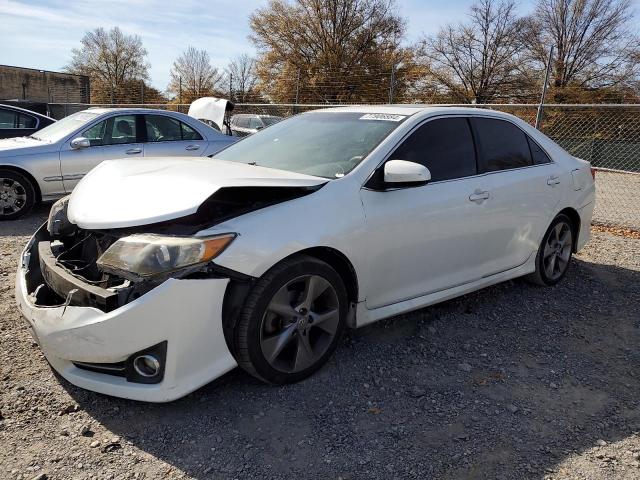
[199,178,367,280]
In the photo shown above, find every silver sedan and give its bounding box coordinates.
[0,108,236,219]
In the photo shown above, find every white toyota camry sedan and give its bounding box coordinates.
[16,106,595,402]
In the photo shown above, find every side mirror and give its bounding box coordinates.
[384,160,431,185]
[70,137,90,149]
[255,125,263,130]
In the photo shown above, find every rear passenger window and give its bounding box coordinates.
[18,114,37,129]
[473,118,532,172]
[528,137,552,164]
[389,117,477,182]
[145,115,202,142]
[0,109,18,129]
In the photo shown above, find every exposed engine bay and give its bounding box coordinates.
[24,185,322,312]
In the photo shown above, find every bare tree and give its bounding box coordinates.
[250,0,406,103]
[523,0,639,100]
[226,54,259,102]
[168,46,224,102]
[418,0,528,104]
[66,27,149,104]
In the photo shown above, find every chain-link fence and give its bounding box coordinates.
[47,102,640,230]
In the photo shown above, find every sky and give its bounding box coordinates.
[1,0,638,91]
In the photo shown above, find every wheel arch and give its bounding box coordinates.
[294,246,359,307]
[556,207,581,252]
[0,164,42,203]
[221,245,360,340]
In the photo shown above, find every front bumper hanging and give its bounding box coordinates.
[15,226,238,402]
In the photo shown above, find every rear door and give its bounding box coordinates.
[470,116,562,273]
[60,114,143,191]
[142,114,207,157]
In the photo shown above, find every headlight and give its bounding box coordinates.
[47,195,75,238]
[97,233,236,279]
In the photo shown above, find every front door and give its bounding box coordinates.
[360,117,491,309]
[60,114,143,191]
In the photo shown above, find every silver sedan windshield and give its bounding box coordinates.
[214,112,406,178]
[31,111,100,143]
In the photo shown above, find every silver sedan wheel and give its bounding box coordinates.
[543,221,573,281]
[260,274,340,373]
[0,177,28,216]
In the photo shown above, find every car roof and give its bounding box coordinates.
[0,103,55,120]
[86,107,189,115]
[312,104,518,119]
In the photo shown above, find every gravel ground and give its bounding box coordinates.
[592,170,640,230]
[1,205,639,480]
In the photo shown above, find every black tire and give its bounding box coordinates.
[0,169,36,220]
[233,254,348,384]
[527,214,574,286]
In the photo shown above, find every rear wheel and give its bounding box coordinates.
[527,214,574,286]
[0,169,36,220]
[233,255,347,384]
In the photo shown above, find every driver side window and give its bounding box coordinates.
[389,117,477,182]
[82,115,137,147]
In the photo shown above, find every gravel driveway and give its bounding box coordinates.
[1,205,639,480]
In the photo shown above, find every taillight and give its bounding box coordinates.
[590,167,596,180]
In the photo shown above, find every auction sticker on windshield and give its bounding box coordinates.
[359,113,406,122]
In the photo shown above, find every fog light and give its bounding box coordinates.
[133,354,161,378]
[125,341,167,384]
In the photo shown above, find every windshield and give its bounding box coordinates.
[30,110,100,143]
[214,112,406,178]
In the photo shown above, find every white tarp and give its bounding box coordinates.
[187,97,233,132]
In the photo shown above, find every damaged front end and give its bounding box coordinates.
[24,184,321,312]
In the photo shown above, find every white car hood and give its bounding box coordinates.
[0,136,56,155]
[67,157,326,229]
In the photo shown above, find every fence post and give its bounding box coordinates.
[388,64,396,104]
[294,68,300,115]
[535,45,554,129]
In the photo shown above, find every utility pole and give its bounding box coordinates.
[535,45,554,130]
[229,73,233,101]
[179,77,182,105]
[141,80,145,104]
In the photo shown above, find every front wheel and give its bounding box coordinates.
[233,255,348,384]
[0,169,36,220]
[527,214,574,286]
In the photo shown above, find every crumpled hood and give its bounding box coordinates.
[67,157,327,229]
[0,136,56,155]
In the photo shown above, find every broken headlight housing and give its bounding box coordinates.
[47,195,76,238]
[96,233,236,280]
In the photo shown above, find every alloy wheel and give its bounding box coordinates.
[260,274,340,373]
[542,221,573,281]
[0,177,27,216]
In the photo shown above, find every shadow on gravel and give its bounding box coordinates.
[63,255,640,479]
[0,202,50,237]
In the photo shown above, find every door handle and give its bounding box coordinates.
[469,190,490,204]
[125,148,142,155]
[185,144,200,151]
[547,175,561,186]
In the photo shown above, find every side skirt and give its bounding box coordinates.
[355,254,537,328]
